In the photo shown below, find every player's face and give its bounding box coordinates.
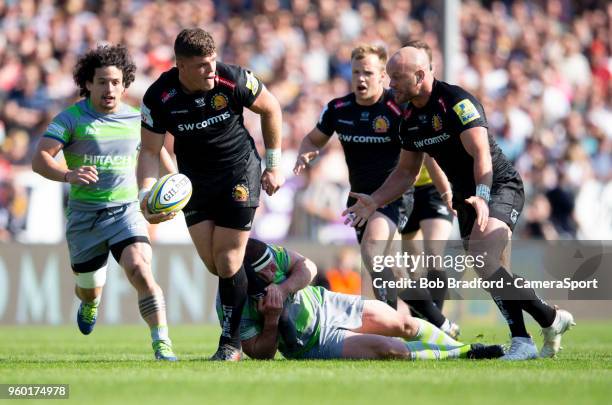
[351,54,385,103]
[387,61,420,104]
[177,53,217,92]
[256,262,276,284]
[86,66,125,113]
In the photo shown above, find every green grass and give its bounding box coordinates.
[1,322,612,404]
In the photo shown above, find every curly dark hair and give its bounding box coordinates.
[174,28,216,58]
[73,44,136,97]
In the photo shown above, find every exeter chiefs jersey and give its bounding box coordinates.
[141,62,263,174]
[317,89,402,194]
[399,80,519,194]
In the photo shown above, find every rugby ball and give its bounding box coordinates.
[147,173,193,214]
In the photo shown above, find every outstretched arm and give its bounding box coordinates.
[293,128,330,175]
[345,150,423,228]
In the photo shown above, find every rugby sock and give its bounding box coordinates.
[512,274,556,328]
[218,265,248,349]
[405,341,470,360]
[370,267,398,309]
[138,294,166,319]
[427,269,448,310]
[410,318,462,346]
[399,286,446,327]
[151,325,170,343]
[486,267,529,338]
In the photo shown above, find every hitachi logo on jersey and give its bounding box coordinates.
[413,133,450,148]
[338,134,392,143]
[83,154,133,167]
[177,112,231,131]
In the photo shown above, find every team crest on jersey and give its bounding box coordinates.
[510,209,519,224]
[211,93,229,110]
[232,184,249,202]
[360,111,369,121]
[194,97,206,107]
[161,89,177,103]
[372,115,390,133]
[453,98,481,125]
[432,114,443,131]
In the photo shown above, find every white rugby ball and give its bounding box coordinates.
[147,173,193,214]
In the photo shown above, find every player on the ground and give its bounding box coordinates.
[137,28,284,361]
[346,40,575,360]
[398,159,458,336]
[32,45,177,361]
[293,44,456,337]
[220,238,503,360]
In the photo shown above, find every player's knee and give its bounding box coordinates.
[214,249,243,277]
[125,261,157,291]
[75,266,107,290]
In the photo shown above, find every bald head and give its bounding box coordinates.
[386,42,434,105]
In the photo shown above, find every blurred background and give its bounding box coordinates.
[0,0,610,324]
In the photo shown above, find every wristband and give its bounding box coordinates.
[138,187,152,206]
[475,184,490,202]
[265,148,281,169]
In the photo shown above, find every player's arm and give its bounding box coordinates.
[137,128,174,224]
[32,138,98,184]
[275,249,318,299]
[424,154,454,214]
[293,128,330,175]
[159,146,177,176]
[242,287,284,360]
[460,126,492,230]
[345,150,423,228]
[248,87,284,195]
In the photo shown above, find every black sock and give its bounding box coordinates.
[370,267,398,309]
[427,269,448,310]
[218,265,248,349]
[399,286,446,327]
[486,267,529,338]
[512,274,556,328]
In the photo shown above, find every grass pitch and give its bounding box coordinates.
[1,321,611,404]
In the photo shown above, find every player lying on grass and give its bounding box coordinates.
[217,239,503,360]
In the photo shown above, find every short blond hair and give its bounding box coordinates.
[351,44,388,63]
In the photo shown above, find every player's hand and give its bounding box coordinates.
[264,283,288,303]
[258,285,284,320]
[139,192,177,224]
[465,196,489,232]
[261,167,285,196]
[293,150,319,175]
[342,192,377,228]
[441,191,457,216]
[66,165,98,185]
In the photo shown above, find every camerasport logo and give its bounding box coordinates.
[211,93,228,110]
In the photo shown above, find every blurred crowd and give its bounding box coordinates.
[0,0,610,243]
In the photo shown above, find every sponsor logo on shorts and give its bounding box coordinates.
[232,184,249,202]
[453,98,481,125]
[161,89,177,103]
[183,210,196,218]
[432,114,443,131]
[436,205,449,215]
[211,93,228,110]
[373,115,390,133]
[510,209,519,224]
